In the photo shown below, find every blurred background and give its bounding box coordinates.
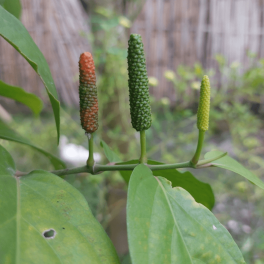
[1,0,264,263]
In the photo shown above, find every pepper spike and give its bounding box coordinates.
[79,52,99,134]
[127,34,152,132]
[197,75,210,131]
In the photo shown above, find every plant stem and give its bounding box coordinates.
[148,161,191,171]
[139,130,147,163]
[16,129,225,177]
[93,161,191,173]
[19,153,227,177]
[44,160,192,177]
[87,133,94,167]
[191,130,205,165]
[50,166,91,177]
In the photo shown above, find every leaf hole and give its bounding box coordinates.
[43,229,56,239]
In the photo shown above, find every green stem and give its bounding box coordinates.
[42,160,192,177]
[50,166,91,177]
[191,130,205,165]
[139,130,147,164]
[87,133,94,167]
[148,161,191,171]
[94,161,191,173]
[16,160,201,177]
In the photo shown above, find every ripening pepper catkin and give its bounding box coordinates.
[79,52,99,134]
[197,75,210,131]
[127,34,152,131]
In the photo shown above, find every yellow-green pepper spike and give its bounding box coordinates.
[197,75,210,131]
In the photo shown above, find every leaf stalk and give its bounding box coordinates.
[87,133,94,167]
[139,130,147,164]
[191,130,205,165]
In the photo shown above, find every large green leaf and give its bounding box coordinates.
[0,80,43,115]
[0,144,120,264]
[0,119,65,170]
[100,140,122,163]
[100,140,214,209]
[0,6,60,143]
[119,159,215,210]
[0,0,21,19]
[205,150,264,190]
[127,164,246,264]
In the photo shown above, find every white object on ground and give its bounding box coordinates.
[59,135,101,166]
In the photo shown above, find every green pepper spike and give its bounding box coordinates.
[127,34,152,132]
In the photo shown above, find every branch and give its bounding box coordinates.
[16,154,226,177]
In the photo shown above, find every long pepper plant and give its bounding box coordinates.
[1,6,264,263]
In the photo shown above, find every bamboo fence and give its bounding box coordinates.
[131,0,264,99]
[0,0,91,109]
[1,0,264,106]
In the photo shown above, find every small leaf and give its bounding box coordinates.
[100,140,122,163]
[127,164,246,264]
[0,80,43,115]
[0,145,120,263]
[0,6,60,143]
[0,119,65,170]
[205,150,264,190]
[0,0,21,19]
[119,159,215,210]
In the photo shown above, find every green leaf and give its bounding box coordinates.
[119,159,215,210]
[0,142,16,175]
[205,150,264,190]
[0,0,21,19]
[100,140,122,163]
[127,164,246,264]
[0,144,120,264]
[0,80,43,115]
[0,119,65,170]
[0,6,60,143]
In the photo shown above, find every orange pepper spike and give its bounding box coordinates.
[79,52,99,134]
